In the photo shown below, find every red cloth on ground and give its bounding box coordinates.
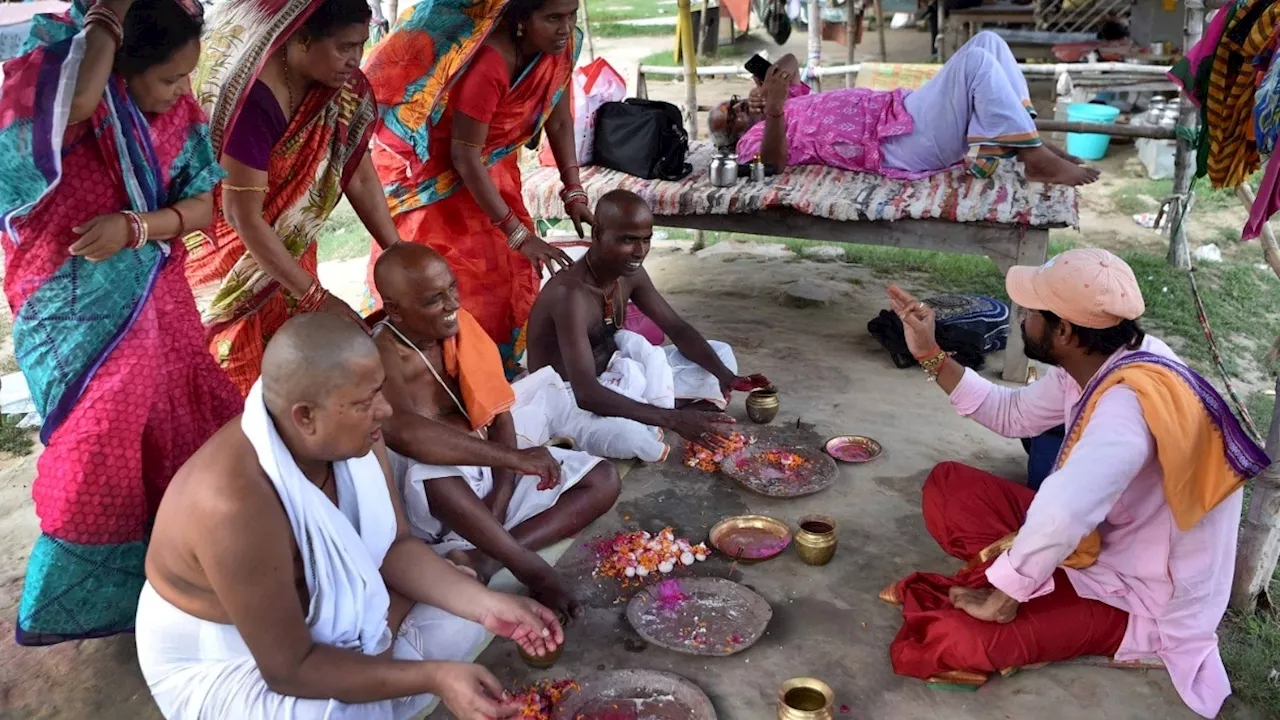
[889,461,1129,678]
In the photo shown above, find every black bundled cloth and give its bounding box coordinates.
[867,295,1011,371]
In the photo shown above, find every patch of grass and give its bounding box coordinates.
[638,45,751,67]
[586,0,667,22]
[839,245,1009,297]
[701,231,1276,399]
[1124,255,1279,376]
[1110,181,1163,216]
[315,198,372,263]
[591,21,677,38]
[1221,604,1280,718]
[0,414,34,456]
[1245,390,1276,441]
[1216,225,1245,246]
[1110,172,1264,217]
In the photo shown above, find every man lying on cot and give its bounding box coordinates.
[137,314,563,720]
[372,243,621,620]
[708,31,1099,186]
[881,249,1269,719]
[525,190,771,461]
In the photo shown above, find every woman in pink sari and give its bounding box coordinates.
[0,0,241,645]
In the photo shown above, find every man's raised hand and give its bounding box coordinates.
[888,284,939,359]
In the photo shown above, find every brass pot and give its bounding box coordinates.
[746,389,780,424]
[545,436,576,451]
[794,515,837,566]
[518,613,567,668]
[777,677,834,720]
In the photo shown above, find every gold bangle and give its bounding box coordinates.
[919,350,950,380]
[451,138,484,149]
[223,184,269,193]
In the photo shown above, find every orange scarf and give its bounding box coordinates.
[1059,361,1258,531]
[444,308,516,432]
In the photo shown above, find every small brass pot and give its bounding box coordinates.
[777,677,834,720]
[545,436,577,451]
[746,389,780,424]
[794,515,837,566]
[517,612,567,668]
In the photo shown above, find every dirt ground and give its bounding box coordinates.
[0,244,1267,719]
[0,23,1275,720]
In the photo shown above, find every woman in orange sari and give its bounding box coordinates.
[186,0,402,394]
[365,0,591,378]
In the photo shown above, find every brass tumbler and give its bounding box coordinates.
[777,677,834,720]
[517,612,567,668]
[794,515,837,566]
[746,389,780,424]
[545,436,577,451]
[517,639,564,669]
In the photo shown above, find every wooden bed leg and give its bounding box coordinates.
[692,229,706,252]
[997,227,1049,384]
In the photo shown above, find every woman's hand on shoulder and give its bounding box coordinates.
[518,234,574,276]
[566,202,594,239]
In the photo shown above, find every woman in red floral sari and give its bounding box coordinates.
[186,0,401,395]
[364,0,591,378]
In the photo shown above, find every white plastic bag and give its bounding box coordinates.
[540,58,627,166]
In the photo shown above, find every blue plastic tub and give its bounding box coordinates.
[1065,103,1122,161]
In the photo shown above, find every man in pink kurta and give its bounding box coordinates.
[883,249,1269,718]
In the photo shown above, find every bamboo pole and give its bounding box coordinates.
[875,0,886,60]
[1231,379,1280,613]
[807,0,822,89]
[580,1,595,62]
[1033,120,1176,140]
[845,0,857,87]
[636,60,1174,77]
[678,0,699,139]
[1237,183,1280,279]
[1168,0,1205,269]
[696,0,710,57]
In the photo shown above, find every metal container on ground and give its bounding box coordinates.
[745,388,780,424]
[777,677,835,720]
[794,514,837,566]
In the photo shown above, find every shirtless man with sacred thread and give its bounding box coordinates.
[372,242,621,620]
[526,190,772,459]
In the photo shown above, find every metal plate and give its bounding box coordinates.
[823,434,883,463]
[626,576,772,657]
[554,669,717,720]
[719,444,838,498]
[708,514,791,563]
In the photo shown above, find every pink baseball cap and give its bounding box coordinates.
[1006,248,1145,329]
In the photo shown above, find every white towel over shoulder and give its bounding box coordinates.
[238,380,396,656]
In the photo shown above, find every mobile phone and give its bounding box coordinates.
[744,54,772,83]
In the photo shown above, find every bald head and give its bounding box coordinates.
[262,313,379,411]
[372,242,462,341]
[373,242,450,307]
[590,190,653,278]
[708,102,732,151]
[594,190,652,231]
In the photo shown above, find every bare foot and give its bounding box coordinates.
[1044,140,1084,165]
[446,548,501,585]
[525,566,584,622]
[1017,145,1100,186]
